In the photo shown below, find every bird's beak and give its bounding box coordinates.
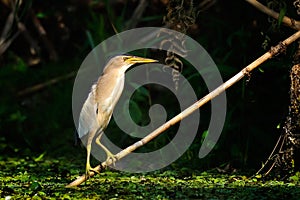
[125,56,158,64]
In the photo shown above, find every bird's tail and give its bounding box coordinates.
[78,85,98,139]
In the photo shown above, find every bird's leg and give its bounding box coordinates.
[95,132,117,166]
[85,143,92,179]
[85,129,99,179]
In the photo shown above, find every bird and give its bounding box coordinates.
[77,55,158,177]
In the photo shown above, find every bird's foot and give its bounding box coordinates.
[85,164,99,180]
[105,152,117,166]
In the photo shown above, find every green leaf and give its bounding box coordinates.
[34,152,46,162]
[14,57,27,72]
[9,111,26,122]
[201,130,209,143]
[258,68,264,73]
[36,12,47,18]
[278,5,287,27]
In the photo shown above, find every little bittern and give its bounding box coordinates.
[78,55,157,177]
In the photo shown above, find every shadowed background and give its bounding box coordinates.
[0,0,296,172]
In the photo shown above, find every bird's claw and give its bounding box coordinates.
[105,152,117,166]
[85,164,99,179]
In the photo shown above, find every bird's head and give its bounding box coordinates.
[103,55,158,74]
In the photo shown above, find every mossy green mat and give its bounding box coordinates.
[1,156,300,199]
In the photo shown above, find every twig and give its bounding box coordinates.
[17,21,40,56]
[264,161,276,176]
[0,1,40,57]
[124,0,148,30]
[30,9,58,61]
[198,0,216,13]
[66,30,300,188]
[0,11,14,40]
[256,134,283,175]
[0,7,19,55]
[17,71,76,97]
[246,0,300,30]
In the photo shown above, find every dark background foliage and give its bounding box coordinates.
[0,0,297,172]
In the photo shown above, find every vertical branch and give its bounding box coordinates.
[30,9,58,61]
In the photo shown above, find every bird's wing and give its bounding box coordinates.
[95,73,125,113]
[78,85,98,138]
[108,74,125,109]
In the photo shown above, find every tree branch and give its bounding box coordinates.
[246,0,300,30]
[17,71,76,97]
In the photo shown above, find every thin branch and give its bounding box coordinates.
[264,161,277,176]
[256,134,283,175]
[0,1,40,57]
[198,0,216,13]
[0,10,19,55]
[66,30,300,188]
[246,0,300,30]
[0,11,14,40]
[124,0,148,30]
[17,22,40,56]
[17,71,76,97]
[30,9,58,61]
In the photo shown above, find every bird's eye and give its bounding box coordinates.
[122,57,129,62]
